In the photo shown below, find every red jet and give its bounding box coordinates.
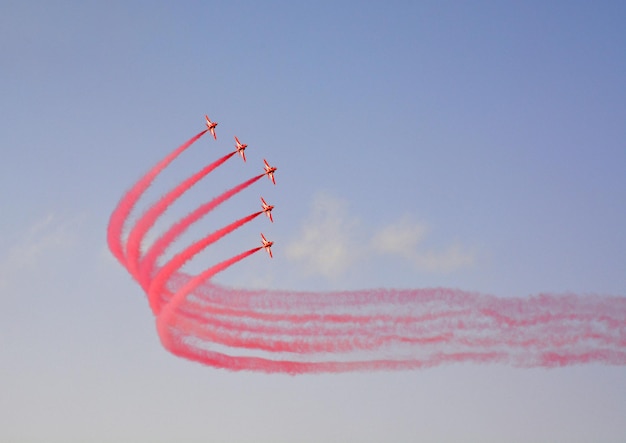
[260,197,274,223]
[263,159,277,185]
[260,233,274,258]
[205,115,218,140]
[234,136,247,162]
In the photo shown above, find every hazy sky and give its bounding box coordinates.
[1,1,625,442]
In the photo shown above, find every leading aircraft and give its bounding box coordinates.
[260,233,274,258]
[263,159,277,185]
[234,136,247,162]
[205,115,218,140]
[260,197,274,222]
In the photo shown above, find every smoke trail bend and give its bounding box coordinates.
[108,130,626,374]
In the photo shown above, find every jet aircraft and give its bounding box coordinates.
[260,197,274,222]
[205,115,218,140]
[263,159,277,185]
[260,233,274,258]
[234,136,247,161]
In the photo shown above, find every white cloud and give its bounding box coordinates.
[371,217,428,257]
[285,193,361,279]
[372,217,474,272]
[286,195,474,280]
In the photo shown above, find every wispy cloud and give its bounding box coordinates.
[286,195,474,279]
[0,213,81,289]
[285,193,362,279]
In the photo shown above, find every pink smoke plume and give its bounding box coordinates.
[107,128,626,374]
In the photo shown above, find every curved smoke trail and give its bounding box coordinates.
[108,128,626,374]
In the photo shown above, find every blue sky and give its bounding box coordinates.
[1,1,625,441]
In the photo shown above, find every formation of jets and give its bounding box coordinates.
[204,115,277,258]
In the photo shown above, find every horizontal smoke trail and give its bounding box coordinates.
[155,280,626,373]
[108,129,626,374]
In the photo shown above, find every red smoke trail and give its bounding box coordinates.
[158,247,263,347]
[148,212,262,314]
[108,129,626,374]
[158,283,626,373]
[107,130,207,265]
[125,151,236,279]
[138,175,264,289]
